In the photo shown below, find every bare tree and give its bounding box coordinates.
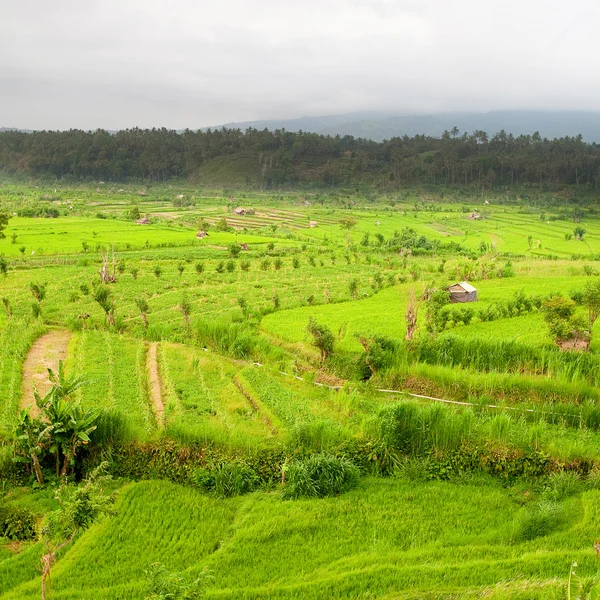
[99,247,117,283]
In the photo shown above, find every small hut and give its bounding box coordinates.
[196,231,209,239]
[309,220,318,228]
[447,282,478,303]
[240,243,249,251]
[232,207,246,215]
[136,217,151,225]
[469,211,482,221]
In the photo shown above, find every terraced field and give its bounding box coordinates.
[3,183,600,598]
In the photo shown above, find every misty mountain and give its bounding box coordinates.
[214,111,600,143]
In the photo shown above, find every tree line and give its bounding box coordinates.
[1,126,599,188]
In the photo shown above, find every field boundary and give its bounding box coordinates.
[146,342,165,426]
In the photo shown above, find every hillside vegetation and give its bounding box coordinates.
[2,182,600,598]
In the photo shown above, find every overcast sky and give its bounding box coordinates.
[1,0,599,130]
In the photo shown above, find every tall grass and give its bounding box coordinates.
[413,335,600,386]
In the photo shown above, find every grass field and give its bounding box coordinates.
[2,477,599,599]
[3,182,600,598]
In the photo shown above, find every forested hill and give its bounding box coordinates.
[1,127,599,189]
[217,110,600,144]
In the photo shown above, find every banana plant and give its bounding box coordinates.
[14,360,96,483]
[13,410,53,486]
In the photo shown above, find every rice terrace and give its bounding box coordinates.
[5,128,600,600]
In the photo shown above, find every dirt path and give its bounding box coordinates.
[20,329,72,414]
[146,343,165,426]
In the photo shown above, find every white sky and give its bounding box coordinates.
[1,0,599,129]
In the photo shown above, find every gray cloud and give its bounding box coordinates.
[1,0,599,129]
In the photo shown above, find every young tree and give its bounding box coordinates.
[542,296,578,342]
[0,256,7,276]
[238,296,249,318]
[177,262,185,276]
[2,297,11,318]
[339,217,357,230]
[583,280,600,330]
[574,226,587,240]
[178,294,192,327]
[40,465,115,600]
[93,285,115,327]
[228,243,241,258]
[135,297,150,328]
[349,278,359,299]
[425,289,450,334]
[154,265,162,279]
[306,317,335,364]
[30,282,47,304]
[0,213,10,239]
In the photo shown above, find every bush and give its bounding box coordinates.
[193,462,259,498]
[0,506,36,541]
[281,454,360,499]
[514,501,563,541]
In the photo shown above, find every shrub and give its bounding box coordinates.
[281,454,360,499]
[194,462,259,498]
[229,243,241,258]
[240,260,250,272]
[307,317,334,362]
[0,506,36,541]
[514,501,563,541]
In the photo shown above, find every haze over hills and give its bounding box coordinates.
[4,110,600,142]
[214,110,600,143]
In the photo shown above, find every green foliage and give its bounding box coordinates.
[194,462,259,498]
[425,289,451,333]
[281,454,360,499]
[145,562,212,600]
[514,501,563,542]
[542,296,581,341]
[306,317,335,363]
[29,282,46,303]
[228,243,241,258]
[0,212,10,239]
[13,361,97,482]
[0,505,36,541]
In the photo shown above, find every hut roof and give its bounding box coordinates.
[233,207,246,215]
[196,230,209,238]
[309,220,318,228]
[469,211,482,220]
[447,281,477,293]
[136,217,151,225]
